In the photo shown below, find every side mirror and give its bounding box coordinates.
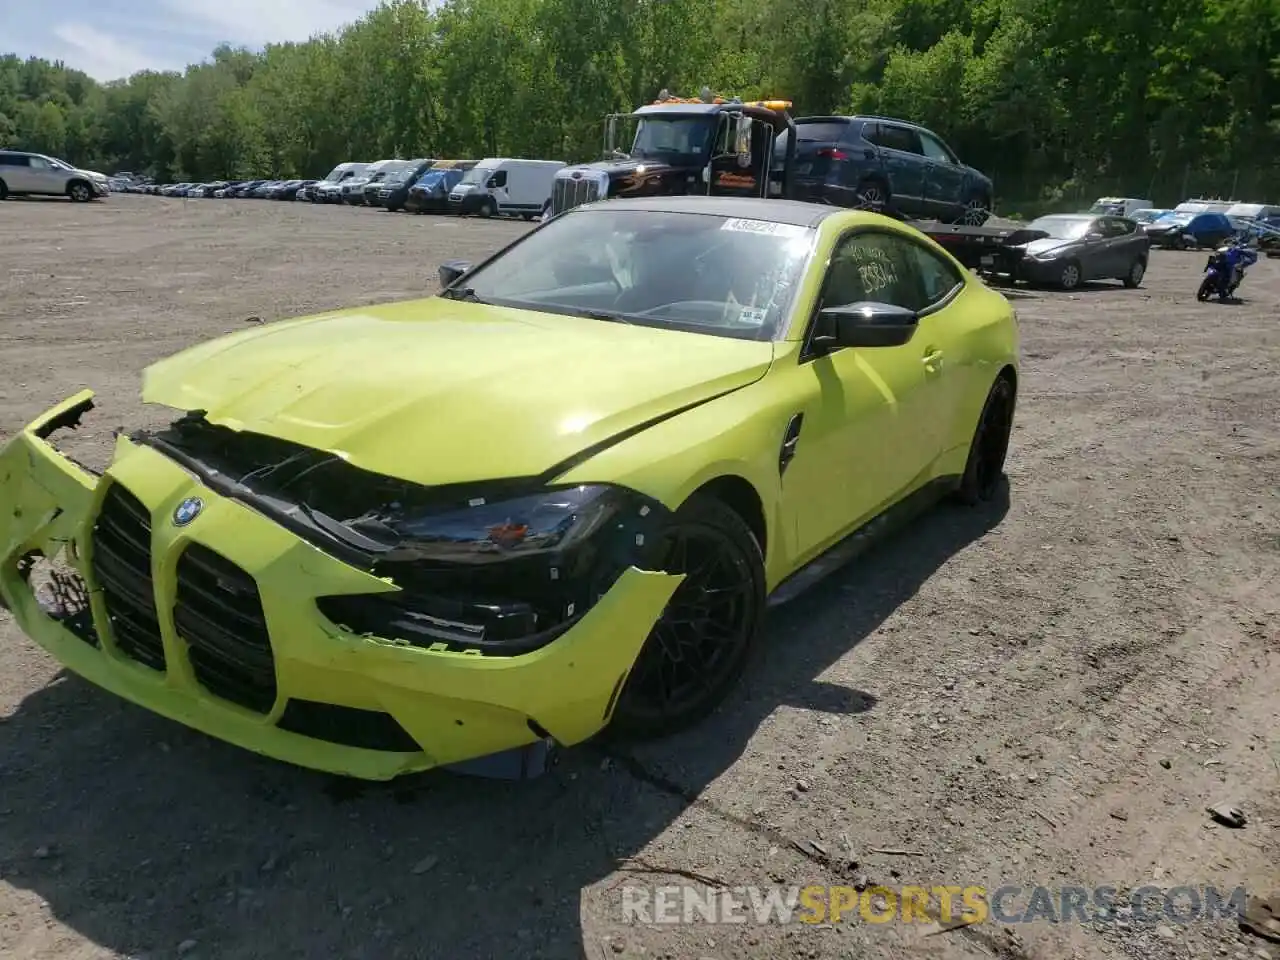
[438,259,472,288]
[812,301,918,350]
[1086,230,1104,240]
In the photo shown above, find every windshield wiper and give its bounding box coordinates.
[439,287,487,303]
[572,308,636,325]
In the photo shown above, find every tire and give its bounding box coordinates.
[1058,260,1082,290]
[958,196,991,226]
[1196,275,1215,301]
[608,494,767,740]
[478,197,496,218]
[954,375,1016,505]
[1122,258,1145,288]
[854,178,889,211]
[68,180,92,203]
[0,179,7,201]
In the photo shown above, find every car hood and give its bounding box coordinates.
[1011,236,1076,258]
[577,158,677,176]
[141,299,775,486]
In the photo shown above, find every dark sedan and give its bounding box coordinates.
[987,213,1149,289]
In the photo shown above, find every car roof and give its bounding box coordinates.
[574,195,839,227]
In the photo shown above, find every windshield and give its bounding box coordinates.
[459,165,494,185]
[1027,216,1093,240]
[1131,209,1164,223]
[417,169,462,189]
[322,165,348,181]
[381,161,417,182]
[1088,201,1124,215]
[448,208,814,341]
[630,116,716,164]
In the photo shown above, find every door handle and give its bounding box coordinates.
[922,349,944,373]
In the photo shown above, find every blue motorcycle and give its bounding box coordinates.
[1197,238,1258,301]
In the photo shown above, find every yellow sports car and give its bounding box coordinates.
[0,196,1018,781]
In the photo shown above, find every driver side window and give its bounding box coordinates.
[820,232,924,312]
[918,132,954,163]
[488,170,507,187]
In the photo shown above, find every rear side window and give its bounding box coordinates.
[0,154,30,166]
[794,121,853,143]
[869,124,923,154]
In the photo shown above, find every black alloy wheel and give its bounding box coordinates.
[959,196,991,226]
[855,179,887,210]
[608,496,766,739]
[955,376,1016,505]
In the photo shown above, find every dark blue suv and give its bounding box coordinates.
[774,115,995,224]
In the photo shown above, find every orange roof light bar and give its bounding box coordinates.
[649,91,793,111]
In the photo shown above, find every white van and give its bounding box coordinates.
[1225,202,1278,221]
[1088,197,1153,218]
[447,158,566,219]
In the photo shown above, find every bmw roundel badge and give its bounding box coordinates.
[173,496,204,526]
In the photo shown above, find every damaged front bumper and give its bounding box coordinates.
[0,392,682,781]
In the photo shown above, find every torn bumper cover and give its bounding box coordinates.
[0,392,683,780]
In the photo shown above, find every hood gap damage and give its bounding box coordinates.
[129,411,678,659]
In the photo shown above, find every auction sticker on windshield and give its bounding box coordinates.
[721,218,810,239]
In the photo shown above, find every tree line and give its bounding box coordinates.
[2,0,1278,213]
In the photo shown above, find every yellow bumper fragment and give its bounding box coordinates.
[0,393,682,780]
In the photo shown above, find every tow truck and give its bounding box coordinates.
[548,87,1015,270]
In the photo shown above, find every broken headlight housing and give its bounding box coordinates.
[317,484,671,655]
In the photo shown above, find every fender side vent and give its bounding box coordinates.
[779,414,804,476]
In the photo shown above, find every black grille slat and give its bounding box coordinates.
[174,543,277,713]
[176,569,270,636]
[91,544,157,611]
[174,606,275,672]
[92,484,166,671]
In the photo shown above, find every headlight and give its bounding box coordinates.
[365,484,659,564]
[317,484,672,654]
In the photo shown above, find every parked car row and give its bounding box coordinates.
[109,156,571,220]
[1086,196,1277,249]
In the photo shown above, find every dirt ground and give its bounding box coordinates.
[1,195,1277,960]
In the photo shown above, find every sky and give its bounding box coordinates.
[2,0,382,82]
